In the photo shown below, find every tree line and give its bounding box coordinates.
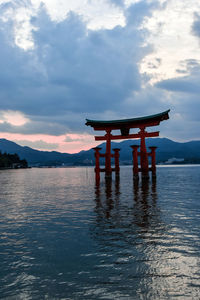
[0,152,28,168]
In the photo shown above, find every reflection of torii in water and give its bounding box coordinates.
[92,177,163,246]
[133,177,157,229]
[86,110,170,181]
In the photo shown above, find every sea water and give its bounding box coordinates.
[0,166,200,299]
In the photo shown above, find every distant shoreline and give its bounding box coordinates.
[28,164,200,169]
[0,167,30,170]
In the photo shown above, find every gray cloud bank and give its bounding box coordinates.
[0,0,199,142]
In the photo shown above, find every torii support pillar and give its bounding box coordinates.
[113,148,120,176]
[105,130,112,178]
[130,145,139,179]
[93,147,101,182]
[149,146,157,177]
[139,127,149,179]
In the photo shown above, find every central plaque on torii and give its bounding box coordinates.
[86,109,170,181]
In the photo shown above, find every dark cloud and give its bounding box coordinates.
[156,78,200,94]
[152,49,200,139]
[0,120,68,135]
[32,10,143,114]
[0,2,157,135]
[108,0,124,7]
[192,13,200,38]
[156,72,200,132]
[185,59,200,67]
[147,58,162,69]
[156,57,200,96]
[125,0,158,27]
[176,69,188,74]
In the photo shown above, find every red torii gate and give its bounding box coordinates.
[85,109,170,180]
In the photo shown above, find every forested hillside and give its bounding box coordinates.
[0,152,28,169]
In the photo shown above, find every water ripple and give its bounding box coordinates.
[0,167,200,299]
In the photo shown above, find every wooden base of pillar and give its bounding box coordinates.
[115,171,120,178]
[105,171,112,178]
[142,172,150,179]
[133,173,139,180]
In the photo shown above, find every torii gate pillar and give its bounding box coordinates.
[139,127,149,178]
[105,130,112,177]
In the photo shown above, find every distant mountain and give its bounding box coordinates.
[104,138,200,163]
[0,138,200,166]
[0,139,73,166]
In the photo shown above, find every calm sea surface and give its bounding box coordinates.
[0,166,200,299]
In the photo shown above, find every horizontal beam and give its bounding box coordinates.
[95,133,140,141]
[93,121,161,131]
[95,131,159,141]
[145,131,159,137]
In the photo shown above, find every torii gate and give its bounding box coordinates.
[85,109,170,180]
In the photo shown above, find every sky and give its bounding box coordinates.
[0,0,200,153]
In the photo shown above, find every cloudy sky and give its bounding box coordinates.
[0,0,200,153]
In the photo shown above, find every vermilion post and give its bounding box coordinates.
[113,148,120,176]
[139,127,149,178]
[93,147,101,182]
[130,145,139,179]
[149,146,157,177]
[105,129,112,177]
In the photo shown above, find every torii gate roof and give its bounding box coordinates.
[86,109,170,130]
